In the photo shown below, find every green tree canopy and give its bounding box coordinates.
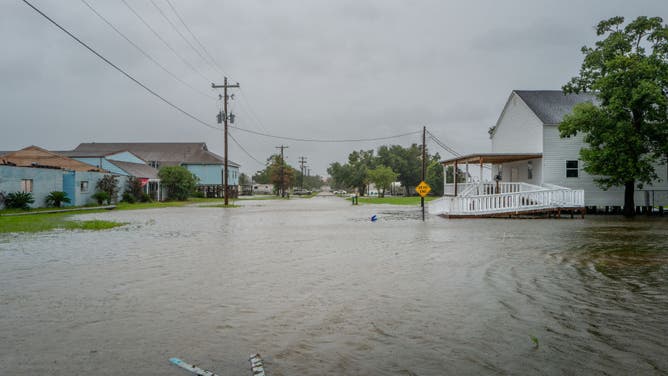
[254,154,297,196]
[561,16,668,217]
[367,166,398,197]
[158,166,198,201]
[377,144,422,196]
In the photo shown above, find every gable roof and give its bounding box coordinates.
[107,160,158,179]
[0,146,106,172]
[72,142,240,167]
[514,90,598,125]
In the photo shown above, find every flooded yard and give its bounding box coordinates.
[1,197,667,375]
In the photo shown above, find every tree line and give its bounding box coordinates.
[327,144,449,197]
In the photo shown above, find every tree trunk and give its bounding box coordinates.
[623,180,635,217]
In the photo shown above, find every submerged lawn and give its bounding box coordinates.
[0,213,125,233]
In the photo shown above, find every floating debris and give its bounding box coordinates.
[249,353,266,376]
[371,214,378,222]
[169,357,220,376]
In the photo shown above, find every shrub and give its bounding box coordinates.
[158,166,198,201]
[5,191,35,210]
[140,193,152,203]
[45,191,71,208]
[92,191,111,205]
[96,175,119,203]
[123,177,144,203]
[121,192,136,204]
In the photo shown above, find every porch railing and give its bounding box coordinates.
[430,184,584,216]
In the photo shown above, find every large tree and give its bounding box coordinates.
[561,16,668,217]
[367,165,398,197]
[377,144,422,196]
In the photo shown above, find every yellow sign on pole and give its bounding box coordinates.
[416,181,431,197]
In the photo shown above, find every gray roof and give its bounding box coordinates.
[72,142,240,167]
[514,90,598,124]
[107,160,159,179]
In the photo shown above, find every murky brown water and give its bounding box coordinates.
[1,197,667,375]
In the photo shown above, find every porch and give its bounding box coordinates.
[430,153,585,218]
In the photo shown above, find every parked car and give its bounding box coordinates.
[293,189,312,195]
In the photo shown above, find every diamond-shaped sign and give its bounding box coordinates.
[415,181,431,197]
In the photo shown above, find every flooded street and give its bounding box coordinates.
[1,197,667,375]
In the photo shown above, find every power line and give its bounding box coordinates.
[229,126,421,143]
[119,0,212,84]
[164,0,226,76]
[148,0,219,77]
[22,0,221,132]
[228,132,264,166]
[79,0,215,101]
[426,130,461,157]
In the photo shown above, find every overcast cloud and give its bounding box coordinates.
[1,0,666,175]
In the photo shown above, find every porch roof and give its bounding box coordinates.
[441,153,542,165]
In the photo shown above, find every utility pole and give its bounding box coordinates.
[298,156,307,189]
[421,126,427,221]
[276,145,288,197]
[212,77,240,206]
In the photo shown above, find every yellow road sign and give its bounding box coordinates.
[416,181,431,197]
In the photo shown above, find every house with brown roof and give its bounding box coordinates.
[0,146,124,208]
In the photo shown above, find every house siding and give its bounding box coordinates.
[0,166,63,208]
[542,125,668,207]
[184,164,239,186]
[72,157,128,176]
[492,92,543,153]
[106,151,145,164]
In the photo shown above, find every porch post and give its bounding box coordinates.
[465,162,469,183]
[454,160,458,196]
[479,157,483,192]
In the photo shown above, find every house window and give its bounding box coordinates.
[21,179,33,193]
[527,161,533,180]
[80,181,89,192]
[566,160,579,178]
[148,161,160,169]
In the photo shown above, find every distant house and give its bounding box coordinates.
[252,184,274,195]
[58,150,162,200]
[431,90,668,217]
[71,142,240,197]
[0,146,123,208]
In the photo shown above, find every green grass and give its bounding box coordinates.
[0,213,125,233]
[355,196,437,205]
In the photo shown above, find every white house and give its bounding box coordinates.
[431,90,668,217]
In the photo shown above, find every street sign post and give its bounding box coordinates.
[416,181,431,221]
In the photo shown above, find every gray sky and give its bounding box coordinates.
[1,0,666,176]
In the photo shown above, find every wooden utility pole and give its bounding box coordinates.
[421,126,426,220]
[298,156,307,189]
[276,145,288,196]
[212,77,239,206]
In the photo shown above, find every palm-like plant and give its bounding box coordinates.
[45,191,71,208]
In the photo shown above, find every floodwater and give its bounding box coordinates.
[1,197,667,375]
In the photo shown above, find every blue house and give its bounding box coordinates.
[71,142,240,197]
[0,146,122,207]
[58,149,162,200]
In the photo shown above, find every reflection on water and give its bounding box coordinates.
[1,198,666,375]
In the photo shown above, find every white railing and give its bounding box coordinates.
[429,185,584,216]
[444,182,544,197]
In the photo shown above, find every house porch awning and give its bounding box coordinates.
[441,153,542,165]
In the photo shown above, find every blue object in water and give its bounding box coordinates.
[371,215,378,222]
